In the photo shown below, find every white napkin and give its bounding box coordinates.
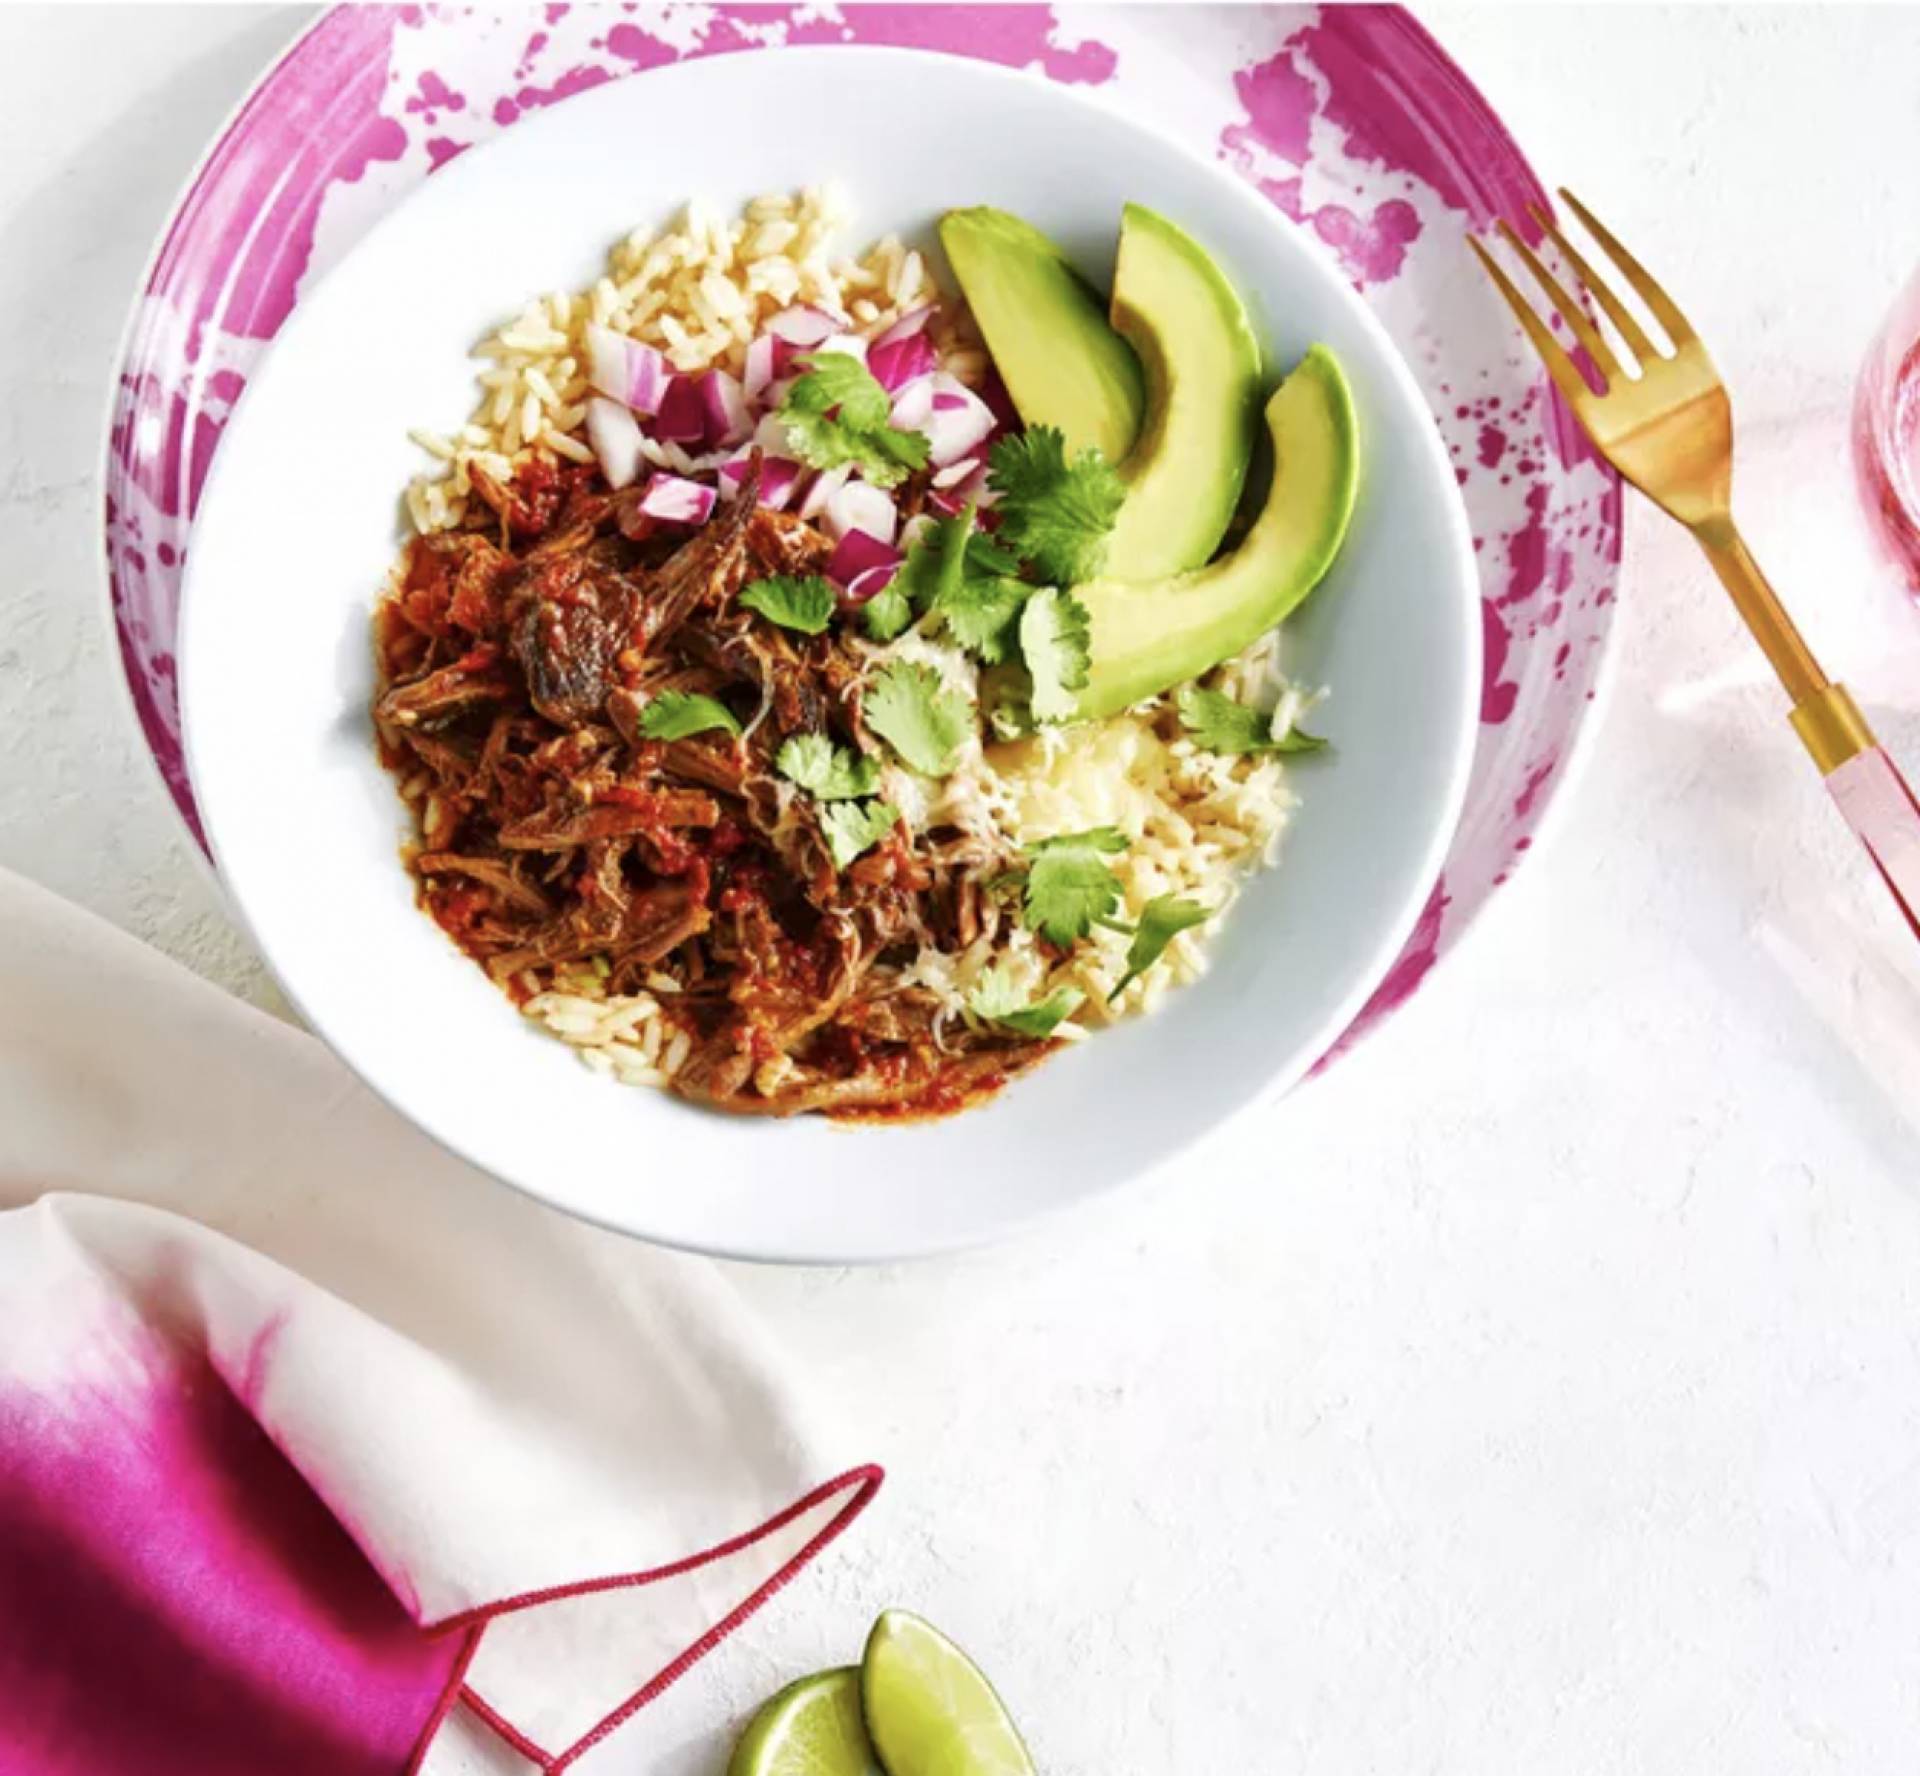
[0,866,878,1772]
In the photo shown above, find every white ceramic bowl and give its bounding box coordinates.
[181,47,1481,1263]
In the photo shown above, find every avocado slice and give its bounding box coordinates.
[1068,345,1359,722]
[1103,204,1265,582]
[938,207,1145,465]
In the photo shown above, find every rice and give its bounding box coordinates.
[522,962,689,1089]
[404,184,954,536]
[405,187,1305,1089]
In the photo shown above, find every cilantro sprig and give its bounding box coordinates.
[636,690,740,742]
[986,425,1126,585]
[776,353,930,489]
[739,574,838,635]
[1177,685,1326,756]
[870,505,1032,658]
[1019,827,1129,947]
[967,962,1084,1039]
[864,660,973,777]
[1109,895,1211,1001]
[776,734,880,801]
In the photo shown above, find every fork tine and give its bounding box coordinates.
[1495,219,1621,387]
[1526,202,1657,364]
[1558,187,1695,347]
[1467,236,1598,415]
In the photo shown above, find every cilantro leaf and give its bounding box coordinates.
[1108,895,1212,1001]
[819,800,900,868]
[863,660,973,777]
[1176,685,1327,755]
[788,350,892,429]
[636,690,740,742]
[861,579,914,642]
[777,354,930,489]
[938,543,1031,664]
[739,573,837,635]
[987,425,1126,584]
[967,961,1084,1039]
[1020,826,1128,947]
[776,733,880,801]
[1019,587,1091,723]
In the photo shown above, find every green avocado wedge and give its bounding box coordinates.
[938,207,1146,466]
[1103,204,1265,581]
[1069,345,1360,722]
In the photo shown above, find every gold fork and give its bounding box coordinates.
[1472,191,1920,937]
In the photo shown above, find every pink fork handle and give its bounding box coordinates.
[1826,746,1920,939]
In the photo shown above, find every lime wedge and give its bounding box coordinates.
[860,1610,1036,1776]
[728,1667,882,1776]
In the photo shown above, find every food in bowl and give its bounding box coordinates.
[374,188,1358,1120]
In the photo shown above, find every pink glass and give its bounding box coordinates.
[1854,265,1920,592]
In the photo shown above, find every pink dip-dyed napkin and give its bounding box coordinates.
[0,867,880,1775]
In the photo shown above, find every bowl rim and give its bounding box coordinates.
[178,42,1483,1263]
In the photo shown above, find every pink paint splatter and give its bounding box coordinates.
[1499,481,1551,608]
[1229,46,1316,164]
[1218,38,1422,288]
[509,61,616,114]
[406,69,466,114]
[1512,758,1555,819]
[604,20,679,70]
[1310,198,1420,285]
[775,4,1118,84]
[1288,13,1536,223]
[1481,601,1519,724]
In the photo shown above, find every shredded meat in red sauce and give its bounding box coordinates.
[373,452,1050,1119]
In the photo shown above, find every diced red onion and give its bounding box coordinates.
[928,459,996,515]
[751,411,795,460]
[921,374,997,468]
[743,334,780,404]
[585,396,646,490]
[799,462,852,522]
[585,323,669,416]
[652,375,706,443]
[823,479,899,547]
[841,562,902,608]
[900,513,937,553]
[828,528,903,592]
[698,369,751,447]
[931,456,980,490]
[766,305,842,348]
[637,474,716,526]
[718,447,802,511]
[872,304,936,350]
[889,374,935,434]
[868,331,937,393]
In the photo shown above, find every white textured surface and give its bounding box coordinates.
[5,6,1920,1772]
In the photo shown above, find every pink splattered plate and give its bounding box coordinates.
[106,4,1619,1072]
